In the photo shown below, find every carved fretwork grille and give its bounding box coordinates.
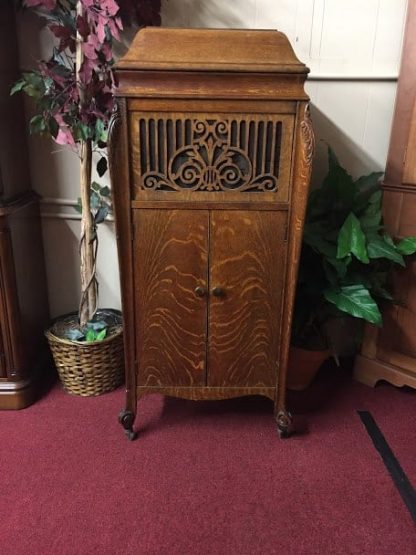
[137,115,283,192]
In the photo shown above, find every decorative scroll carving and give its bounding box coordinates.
[108,100,123,182]
[300,104,314,167]
[138,116,283,193]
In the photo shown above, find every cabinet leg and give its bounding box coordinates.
[275,409,293,439]
[118,409,138,441]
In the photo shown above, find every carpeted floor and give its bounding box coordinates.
[1,367,415,555]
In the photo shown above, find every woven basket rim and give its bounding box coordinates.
[45,308,123,348]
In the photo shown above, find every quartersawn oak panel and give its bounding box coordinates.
[208,210,287,388]
[134,210,209,387]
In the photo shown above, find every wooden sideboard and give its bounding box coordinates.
[354,1,416,389]
[0,0,50,409]
[109,28,313,439]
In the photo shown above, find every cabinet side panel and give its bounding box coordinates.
[208,210,287,387]
[134,209,209,387]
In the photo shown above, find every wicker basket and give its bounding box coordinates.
[45,310,124,396]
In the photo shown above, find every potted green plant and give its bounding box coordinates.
[288,147,416,390]
[12,0,160,396]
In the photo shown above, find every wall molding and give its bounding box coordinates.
[308,74,398,82]
[40,197,114,222]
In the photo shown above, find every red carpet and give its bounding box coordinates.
[1,368,415,554]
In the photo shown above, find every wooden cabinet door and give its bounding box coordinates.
[133,210,209,387]
[207,210,287,388]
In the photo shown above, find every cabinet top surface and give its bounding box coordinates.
[116,28,308,74]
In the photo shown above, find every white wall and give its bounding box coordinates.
[17,0,408,317]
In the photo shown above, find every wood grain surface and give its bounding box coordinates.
[134,210,209,387]
[137,385,275,401]
[208,210,287,388]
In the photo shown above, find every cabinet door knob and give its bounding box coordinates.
[194,286,206,297]
[212,287,225,297]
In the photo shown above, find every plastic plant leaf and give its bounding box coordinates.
[327,256,351,279]
[355,172,383,192]
[96,329,107,341]
[359,200,382,232]
[85,329,96,342]
[97,156,108,177]
[303,222,337,257]
[324,285,382,325]
[90,190,100,210]
[86,320,107,331]
[367,236,405,266]
[100,186,110,197]
[337,213,369,263]
[95,205,109,224]
[65,329,85,341]
[75,198,82,214]
[396,236,416,256]
[10,79,25,95]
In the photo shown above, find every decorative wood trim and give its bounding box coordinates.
[0,224,25,377]
[354,354,416,389]
[117,71,309,101]
[137,386,275,401]
[276,102,314,412]
[108,99,137,415]
[131,200,289,211]
[0,378,37,410]
[382,182,416,194]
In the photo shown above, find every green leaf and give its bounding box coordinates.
[10,79,25,95]
[86,321,106,331]
[48,117,59,139]
[359,200,382,233]
[96,329,107,341]
[337,213,369,263]
[95,206,109,224]
[97,156,108,177]
[369,190,382,204]
[75,198,82,214]
[29,114,47,135]
[303,222,337,257]
[91,181,101,192]
[90,191,101,211]
[73,123,91,141]
[367,235,405,266]
[65,329,84,341]
[85,329,96,342]
[327,256,351,279]
[94,119,107,143]
[100,186,110,197]
[355,172,383,192]
[396,236,416,256]
[353,179,383,214]
[324,285,382,325]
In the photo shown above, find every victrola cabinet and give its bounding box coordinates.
[109,28,314,439]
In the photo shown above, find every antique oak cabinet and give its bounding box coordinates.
[0,0,50,409]
[109,28,314,439]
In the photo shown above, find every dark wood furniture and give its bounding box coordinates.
[354,2,416,389]
[109,28,313,439]
[0,1,50,409]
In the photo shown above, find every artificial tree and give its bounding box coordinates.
[13,0,160,331]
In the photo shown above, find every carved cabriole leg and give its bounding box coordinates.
[108,98,138,441]
[275,102,315,437]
